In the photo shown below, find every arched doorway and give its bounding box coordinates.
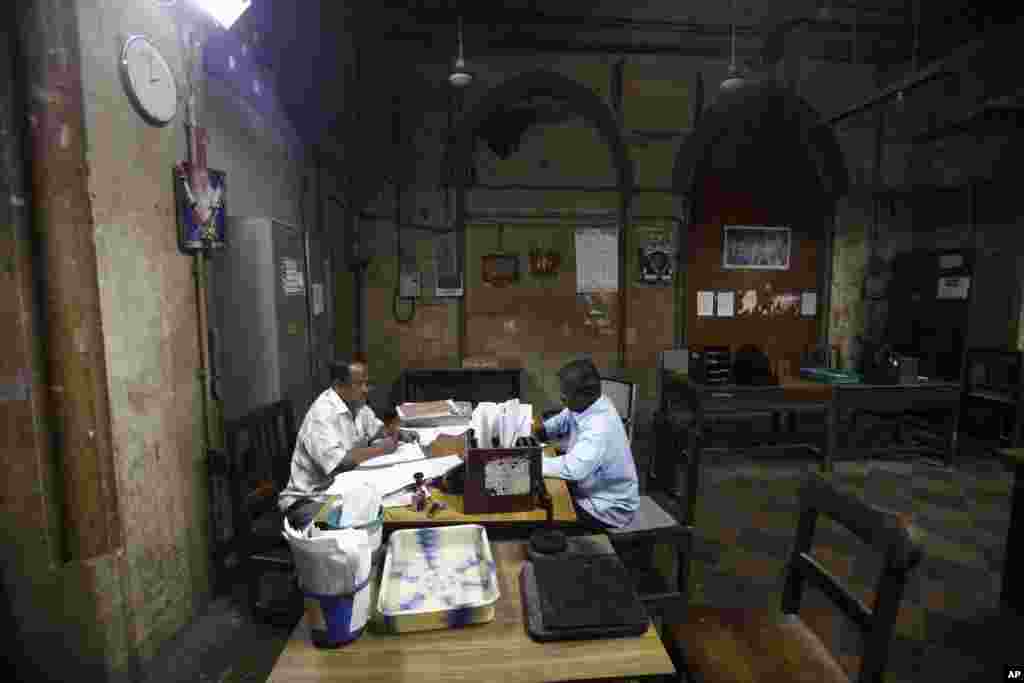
[448,70,635,367]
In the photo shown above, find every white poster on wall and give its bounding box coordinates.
[575,227,619,293]
[280,257,305,296]
[716,291,735,317]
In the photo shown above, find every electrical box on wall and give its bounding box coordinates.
[400,271,421,299]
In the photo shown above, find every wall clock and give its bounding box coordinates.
[120,35,177,126]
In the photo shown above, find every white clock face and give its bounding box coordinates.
[121,36,177,126]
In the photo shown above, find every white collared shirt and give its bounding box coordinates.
[542,395,639,528]
[278,387,384,511]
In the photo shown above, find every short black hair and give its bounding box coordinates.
[558,359,601,398]
[373,402,399,421]
[328,359,361,385]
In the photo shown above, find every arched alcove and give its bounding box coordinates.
[449,70,635,366]
[672,80,849,367]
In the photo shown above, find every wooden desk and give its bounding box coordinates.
[672,379,961,476]
[825,381,962,467]
[320,435,578,531]
[268,540,676,683]
[997,448,1024,615]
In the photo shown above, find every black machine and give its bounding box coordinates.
[688,346,733,385]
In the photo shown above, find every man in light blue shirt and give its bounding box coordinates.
[535,359,639,529]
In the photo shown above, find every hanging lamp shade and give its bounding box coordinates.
[448,16,473,88]
[720,1,747,91]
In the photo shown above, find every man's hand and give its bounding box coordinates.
[374,436,399,455]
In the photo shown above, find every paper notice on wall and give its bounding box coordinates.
[716,291,735,317]
[280,257,305,296]
[697,291,715,317]
[800,291,818,316]
[575,227,619,293]
[312,283,324,315]
[739,290,758,315]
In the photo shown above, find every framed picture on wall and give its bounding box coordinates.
[174,162,227,252]
[722,226,791,271]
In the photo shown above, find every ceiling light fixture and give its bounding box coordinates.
[720,0,746,91]
[193,0,251,30]
[449,16,474,88]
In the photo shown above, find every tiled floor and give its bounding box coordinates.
[138,423,1018,682]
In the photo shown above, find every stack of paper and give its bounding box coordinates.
[396,400,456,422]
[356,442,427,469]
[471,399,533,449]
[327,455,463,499]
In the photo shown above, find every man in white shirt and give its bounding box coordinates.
[534,359,640,529]
[279,360,402,530]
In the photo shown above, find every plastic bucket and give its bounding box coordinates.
[303,576,371,648]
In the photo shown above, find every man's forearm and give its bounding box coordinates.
[329,445,392,476]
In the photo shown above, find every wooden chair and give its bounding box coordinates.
[664,471,923,683]
[601,376,639,443]
[605,378,701,623]
[213,400,299,622]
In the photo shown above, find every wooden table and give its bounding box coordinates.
[825,381,962,467]
[268,540,676,683]
[387,435,577,529]
[317,435,578,532]
[671,378,961,479]
[997,448,1024,615]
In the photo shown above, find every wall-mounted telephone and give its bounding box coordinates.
[399,271,421,299]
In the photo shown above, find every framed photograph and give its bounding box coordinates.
[175,162,226,252]
[722,225,791,270]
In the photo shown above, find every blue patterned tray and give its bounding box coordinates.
[376,525,499,633]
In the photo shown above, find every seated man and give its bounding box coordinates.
[279,359,405,530]
[534,359,639,529]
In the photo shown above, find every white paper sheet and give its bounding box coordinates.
[381,491,415,509]
[575,228,619,293]
[739,290,758,315]
[716,291,735,317]
[800,291,818,316]
[697,291,715,317]
[471,400,533,449]
[356,442,427,469]
[328,455,463,497]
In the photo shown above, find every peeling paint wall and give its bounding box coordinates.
[72,0,313,675]
[75,0,204,667]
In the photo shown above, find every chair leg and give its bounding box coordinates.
[248,559,265,621]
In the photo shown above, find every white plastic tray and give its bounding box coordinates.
[376,524,499,633]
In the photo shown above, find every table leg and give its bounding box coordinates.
[824,401,837,473]
[947,403,961,467]
[685,418,702,527]
[1002,464,1024,614]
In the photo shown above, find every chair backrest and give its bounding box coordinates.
[600,377,637,442]
[781,472,923,683]
[224,400,297,512]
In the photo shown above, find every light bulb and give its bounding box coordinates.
[449,58,472,88]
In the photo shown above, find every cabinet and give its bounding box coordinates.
[960,349,1024,450]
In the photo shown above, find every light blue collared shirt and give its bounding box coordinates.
[542,395,639,528]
